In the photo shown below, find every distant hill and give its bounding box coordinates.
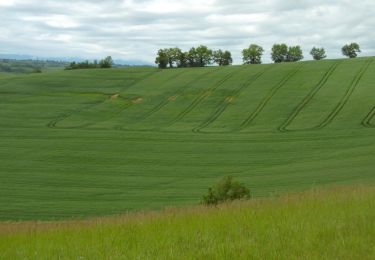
[0,53,153,67]
[0,59,68,74]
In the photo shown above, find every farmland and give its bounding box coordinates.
[0,57,374,220]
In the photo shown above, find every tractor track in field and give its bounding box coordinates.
[89,70,190,130]
[313,59,373,130]
[278,61,341,132]
[134,68,221,123]
[192,67,271,133]
[46,99,104,128]
[47,71,158,129]
[164,67,247,129]
[362,106,375,128]
[47,96,138,129]
[239,64,303,130]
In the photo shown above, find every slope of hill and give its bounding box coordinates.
[1,186,374,259]
[0,57,374,220]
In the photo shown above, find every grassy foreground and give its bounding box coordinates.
[1,185,374,259]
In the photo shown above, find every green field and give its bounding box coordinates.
[1,186,374,259]
[0,57,374,220]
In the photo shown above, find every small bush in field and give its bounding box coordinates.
[202,176,251,205]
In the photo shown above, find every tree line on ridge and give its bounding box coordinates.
[155,42,361,68]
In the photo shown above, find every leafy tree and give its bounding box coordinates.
[222,51,233,66]
[310,47,327,60]
[32,67,42,73]
[189,45,213,67]
[242,44,264,64]
[342,43,361,58]
[202,176,251,205]
[176,51,188,68]
[213,49,233,66]
[155,49,169,69]
[271,43,288,63]
[165,47,182,68]
[99,56,113,68]
[166,48,175,68]
[187,47,198,67]
[286,46,303,62]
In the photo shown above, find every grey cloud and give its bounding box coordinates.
[0,0,374,64]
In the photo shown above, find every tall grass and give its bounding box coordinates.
[1,185,374,259]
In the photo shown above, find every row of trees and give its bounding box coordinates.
[65,56,114,70]
[242,43,305,64]
[156,43,362,68]
[155,46,233,68]
[244,43,360,64]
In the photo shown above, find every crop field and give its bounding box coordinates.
[0,57,374,220]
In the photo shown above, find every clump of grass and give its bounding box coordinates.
[1,185,374,259]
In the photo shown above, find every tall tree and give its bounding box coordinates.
[310,47,327,60]
[99,56,113,68]
[195,45,213,67]
[187,45,213,67]
[342,43,361,58]
[165,47,182,68]
[155,49,169,69]
[286,46,304,62]
[271,43,288,63]
[176,50,188,68]
[213,49,233,66]
[187,47,198,67]
[242,44,264,64]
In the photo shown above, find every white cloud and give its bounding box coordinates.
[0,0,374,64]
[23,15,80,28]
[0,0,18,6]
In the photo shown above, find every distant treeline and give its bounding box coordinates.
[156,42,361,68]
[65,56,114,70]
[0,59,67,73]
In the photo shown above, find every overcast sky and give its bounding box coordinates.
[0,0,374,64]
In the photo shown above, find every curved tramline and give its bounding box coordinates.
[192,67,271,133]
[239,64,303,130]
[46,91,122,129]
[48,71,158,129]
[49,98,134,129]
[362,106,375,128]
[163,67,246,129]
[131,68,220,124]
[278,61,341,132]
[313,59,373,130]
[47,93,109,128]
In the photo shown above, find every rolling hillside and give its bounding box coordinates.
[0,57,374,220]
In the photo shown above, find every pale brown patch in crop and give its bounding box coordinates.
[225,96,235,103]
[132,97,143,104]
[110,94,119,100]
[204,90,212,96]
[168,95,178,101]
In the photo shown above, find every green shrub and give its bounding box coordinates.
[202,176,251,205]
[32,67,42,73]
